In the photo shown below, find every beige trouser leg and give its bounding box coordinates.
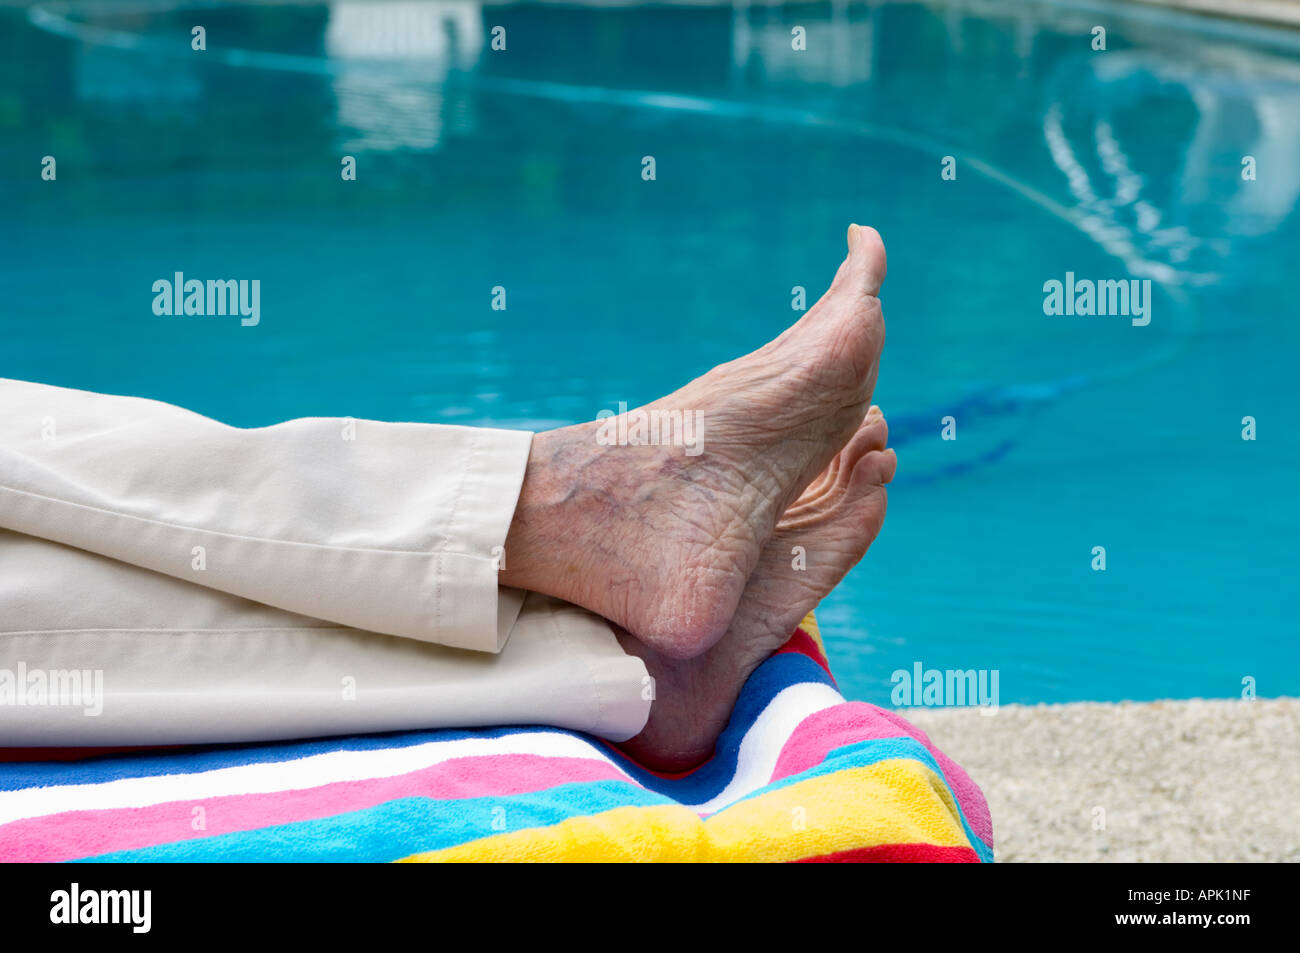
[0,379,651,744]
[0,377,532,651]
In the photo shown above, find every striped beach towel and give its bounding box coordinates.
[0,616,993,862]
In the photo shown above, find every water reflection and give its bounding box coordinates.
[325,0,482,150]
[730,0,877,86]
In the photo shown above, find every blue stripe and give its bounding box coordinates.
[597,651,835,801]
[0,725,605,792]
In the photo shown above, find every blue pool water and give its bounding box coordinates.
[3,1,1298,706]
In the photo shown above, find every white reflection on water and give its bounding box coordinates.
[1042,45,1300,286]
[326,1,483,150]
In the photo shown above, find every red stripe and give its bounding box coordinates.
[0,746,182,763]
[794,843,982,863]
[774,627,835,680]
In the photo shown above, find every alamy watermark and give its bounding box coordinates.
[595,402,704,456]
[152,272,260,326]
[891,661,999,715]
[50,884,151,933]
[1042,272,1151,327]
[0,663,103,716]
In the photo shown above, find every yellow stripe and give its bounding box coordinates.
[398,759,970,863]
[396,805,706,862]
[701,759,970,862]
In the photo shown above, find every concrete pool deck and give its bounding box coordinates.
[508,0,1300,30]
[903,697,1300,862]
[1132,0,1300,29]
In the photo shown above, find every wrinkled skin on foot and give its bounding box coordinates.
[502,226,888,659]
[616,411,896,771]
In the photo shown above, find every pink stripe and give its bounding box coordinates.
[771,702,993,848]
[0,754,626,863]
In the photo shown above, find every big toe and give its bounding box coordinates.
[820,223,887,302]
[845,223,887,296]
[791,225,887,398]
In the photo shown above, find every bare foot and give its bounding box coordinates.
[615,410,896,771]
[502,226,887,658]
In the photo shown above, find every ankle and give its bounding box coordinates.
[499,425,596,596]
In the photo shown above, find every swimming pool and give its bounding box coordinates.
[3,0,1298,707]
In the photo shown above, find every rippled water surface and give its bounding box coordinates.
[3,1,1298,705]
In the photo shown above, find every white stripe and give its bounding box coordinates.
[0,731,633,826]
[687,683,843,814]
